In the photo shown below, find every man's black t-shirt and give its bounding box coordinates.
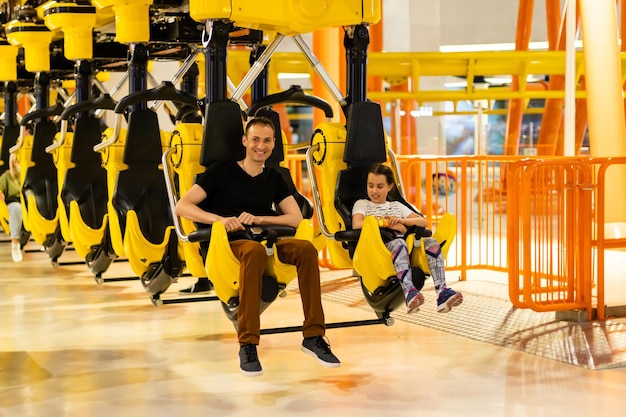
[196,160,291,218]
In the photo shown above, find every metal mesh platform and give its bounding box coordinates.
[314,270,626,370]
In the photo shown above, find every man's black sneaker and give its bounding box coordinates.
[239,344,263,376]
[178,278,213,294]
[301,336,341,368]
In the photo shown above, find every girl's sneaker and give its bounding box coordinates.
[437,288,463,313]
[406,288,425,314]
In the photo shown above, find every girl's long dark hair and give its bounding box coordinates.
[368,163,395,186]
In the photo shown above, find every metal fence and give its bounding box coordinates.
[285,153,626,320]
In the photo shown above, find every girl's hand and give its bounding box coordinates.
[381,216,407,234]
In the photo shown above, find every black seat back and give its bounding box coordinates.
[112,110,172,244]
[61,116,108,229]
[23,120,58,220]
[200,101,245,166]
[335,101,387,231]
[0,125,19,175]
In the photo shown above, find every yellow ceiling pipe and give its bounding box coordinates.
[43,1,97,60]
[5,6,54,72]
[0,36,19,81]
[189,0,381,35]
[92,0,153,43]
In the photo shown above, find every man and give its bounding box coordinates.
[175,116,340,376]
[0,153,23,263]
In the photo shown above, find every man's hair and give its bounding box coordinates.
[368,163,395,186]
[245,116,276,136]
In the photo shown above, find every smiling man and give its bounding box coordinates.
[175,116,340,376]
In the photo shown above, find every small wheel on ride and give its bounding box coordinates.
[51,260,59,268]
[385,317,395,326]
[279,290,287,298]
[151,295,163,307]
[94,274,104,285]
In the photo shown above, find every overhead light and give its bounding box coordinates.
[277,72,311,80]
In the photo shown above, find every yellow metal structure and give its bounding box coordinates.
[0,41,19,81]
[15,134,59,245]
[49,129,109,261]
[353,214,456,295]
[205,219,315,305]
[0,203,9,235]
[5,17,55,73]
[98,126,182,277]
[50,130,74,244]
[167,122,206,277]
[98,126,126,257]
[90,0,153,43]
[42,1,97,60]
[122,210,179,278]
[224,48,626,115]
[309,122,351,268]
[189,0,380,35]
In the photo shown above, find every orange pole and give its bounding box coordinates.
[574,78,588,155]
[313,28,342,126]
[505,0,535,155]
[536,0,570,156]
[621,0,626,121]
[368,3,384,100]
[17,94,30,117]
[546,0,562,47]
[389,82,413,155]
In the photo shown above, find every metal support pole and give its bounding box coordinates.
[563,0,577,156]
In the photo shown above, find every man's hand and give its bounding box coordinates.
[238,212,261,226]
[219,216,245,232]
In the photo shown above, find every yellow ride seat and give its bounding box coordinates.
[0,120,20,236]
[52,94,117,278]
[184,99,315,323]
[19,103,64,253]
[309,101,457,318]
[102,81,198,305]
[168,121,207,278]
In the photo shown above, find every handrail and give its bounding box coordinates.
[10,103,64,153]
[161,146,190,243]
[94,82,199,153]
[93,113,124,153]
[247,85,334,119]
[114,81,198,114]
[20,102,64,126]
[305,143,334,239]
[46,94,118,154]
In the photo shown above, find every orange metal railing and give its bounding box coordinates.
[284,152,626,320]
[506,158,593,318]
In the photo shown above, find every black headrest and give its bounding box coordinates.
[200,101,245,166]
[334,166,369,229]
[30,121,58,163]
[71,116,103,164]
[254,107,284,167]
[343,101,386,165]
[123,110,162,165]
[0,124,19,174]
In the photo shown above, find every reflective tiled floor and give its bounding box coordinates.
[2,239,626,417]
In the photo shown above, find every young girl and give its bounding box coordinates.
[351,163,463,314]
[0,153,24,262]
